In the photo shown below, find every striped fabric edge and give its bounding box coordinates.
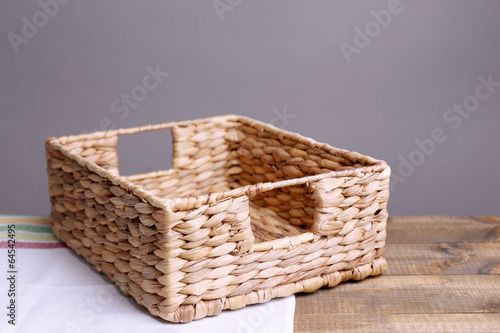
[0,241,66,249]
[0,215,66,249]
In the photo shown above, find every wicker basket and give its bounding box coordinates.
[45,115,390,323]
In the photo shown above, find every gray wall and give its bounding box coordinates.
[1,0,499,216]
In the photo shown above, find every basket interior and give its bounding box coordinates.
[64,117,378,244]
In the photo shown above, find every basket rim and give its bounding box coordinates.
[46,114,390,212]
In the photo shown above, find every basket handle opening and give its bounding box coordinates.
[115,128,174,177]
[243,172,385,238]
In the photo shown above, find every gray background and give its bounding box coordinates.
[1,1,499,216]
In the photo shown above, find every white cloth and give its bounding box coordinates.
[0,248,295,333]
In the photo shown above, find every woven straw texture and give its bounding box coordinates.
[45,115,390,323]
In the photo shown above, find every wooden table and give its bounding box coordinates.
[294,216,500,332]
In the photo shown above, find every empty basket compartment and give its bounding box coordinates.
[45,115,391,323]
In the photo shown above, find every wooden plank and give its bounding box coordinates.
[294,275,500,315]
[389,216,500,226]
[294,217,500,332]
[294,314,500,333]
[384,242,500,275]
[386,216,500,243]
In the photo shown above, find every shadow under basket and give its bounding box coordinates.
[45,115,390,323]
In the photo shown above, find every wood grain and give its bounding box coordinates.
[387,216,500,243]
[295,275,500,314]
[294,216,500,332]
[295,314,500,333]
[385,242,500,275]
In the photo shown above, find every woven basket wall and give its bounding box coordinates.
[45,115,390,323]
